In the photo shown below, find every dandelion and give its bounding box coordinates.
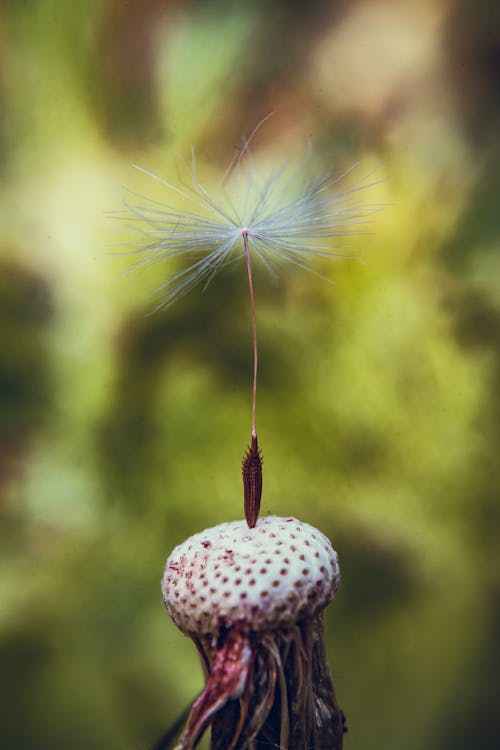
[116,121,376,749]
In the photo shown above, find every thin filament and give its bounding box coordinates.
[242,230,257,438]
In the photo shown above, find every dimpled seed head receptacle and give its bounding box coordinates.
[163,516,339,635]
[162,516,346,750]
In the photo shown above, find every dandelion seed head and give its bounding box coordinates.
[163,515,339,636]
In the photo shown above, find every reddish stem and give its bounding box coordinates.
[242,230,257,439]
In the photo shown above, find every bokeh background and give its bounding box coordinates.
[1,1,500,749]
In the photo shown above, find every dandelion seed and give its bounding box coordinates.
[116,122,377,527]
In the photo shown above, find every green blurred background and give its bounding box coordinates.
[1,1,499,748]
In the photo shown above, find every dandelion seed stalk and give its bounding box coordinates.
[242,229,257,441]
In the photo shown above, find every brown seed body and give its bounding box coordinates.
[242,434,263,528]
